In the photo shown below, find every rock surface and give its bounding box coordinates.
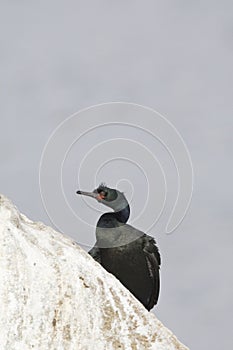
[0,194,189,350]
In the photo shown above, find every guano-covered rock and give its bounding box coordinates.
[0,194,189,350]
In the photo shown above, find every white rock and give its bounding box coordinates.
[0,194,189,350]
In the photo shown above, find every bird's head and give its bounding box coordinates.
[76,183,128,212]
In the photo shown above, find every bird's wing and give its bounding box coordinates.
[143,235,161,310]
[88,244,101,263]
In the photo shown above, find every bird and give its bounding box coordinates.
[76,183,161,311]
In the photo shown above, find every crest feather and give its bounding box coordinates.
[97,182,108,193]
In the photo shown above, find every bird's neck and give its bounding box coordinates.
[97,204,130,229]
[109,192,130,223]
[114,204,130,224]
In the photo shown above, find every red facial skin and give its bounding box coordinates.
[96,192,105,201]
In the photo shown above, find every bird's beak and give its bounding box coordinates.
[76,190,98,199]
[76,190,105,201]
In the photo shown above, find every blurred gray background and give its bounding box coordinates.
[1,1,232,349]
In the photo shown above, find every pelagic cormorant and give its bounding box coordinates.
[76,183,161,310]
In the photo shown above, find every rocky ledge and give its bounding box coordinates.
[0,194,189,350]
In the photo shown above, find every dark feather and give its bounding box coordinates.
[143,235,160,309]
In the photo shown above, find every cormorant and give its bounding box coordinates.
[76,183,161,310]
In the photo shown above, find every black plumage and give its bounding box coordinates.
[76,184,161,310]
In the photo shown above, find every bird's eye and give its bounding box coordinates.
[100,191,107,198]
